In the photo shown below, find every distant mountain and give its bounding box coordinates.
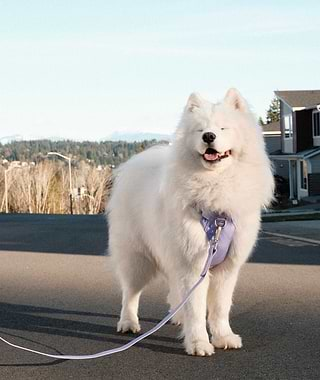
[104,132,172,142]
[0,134,23,144]
[1,132,172,144]
[0,134,66,143]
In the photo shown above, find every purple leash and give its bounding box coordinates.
[0,213,235,360]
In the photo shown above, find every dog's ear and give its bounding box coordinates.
[186,92,203,112]
[224,88,248,112]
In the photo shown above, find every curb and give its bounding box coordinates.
[262,211,320,222]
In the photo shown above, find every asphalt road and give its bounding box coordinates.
[0,214,319,380]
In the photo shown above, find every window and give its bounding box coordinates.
[284,114,293,138]
[313,110,320,137]
[300,160,308,190]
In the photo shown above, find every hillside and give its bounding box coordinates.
[0,139,169,167]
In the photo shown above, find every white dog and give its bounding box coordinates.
[107,89,274,356]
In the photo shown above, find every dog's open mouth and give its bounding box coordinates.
[202,148,231,162]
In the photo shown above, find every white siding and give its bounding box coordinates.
[281,101,294,153]
[283,138,294,153]
[313,136,320,146]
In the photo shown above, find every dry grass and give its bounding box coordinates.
[0,162,112,214]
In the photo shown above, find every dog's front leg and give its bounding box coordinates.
[207,214,260,349]
[179,272,213,356]
[207,264,242,350]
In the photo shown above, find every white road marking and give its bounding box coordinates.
[261,231,320,246]
[260,236,317,247]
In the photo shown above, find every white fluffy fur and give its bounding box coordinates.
[107,88,274,356]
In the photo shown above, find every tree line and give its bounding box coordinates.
[0,139,167,167]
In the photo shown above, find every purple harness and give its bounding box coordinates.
[201,211,235,269]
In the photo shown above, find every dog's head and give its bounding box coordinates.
[175,88,262,172]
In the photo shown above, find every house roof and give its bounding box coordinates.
[262,121,280,132]
[275,90,320,109]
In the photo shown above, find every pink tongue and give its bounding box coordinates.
[204,152,219,161]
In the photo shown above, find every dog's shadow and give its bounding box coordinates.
[0,302,185,366]
[1,301,293,367]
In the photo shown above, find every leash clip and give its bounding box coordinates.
[215,218,226,228]
[212,218,226,243]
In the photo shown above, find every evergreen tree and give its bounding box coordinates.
[266,97,280,124]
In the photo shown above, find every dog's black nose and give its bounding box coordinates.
[202,132,216,144]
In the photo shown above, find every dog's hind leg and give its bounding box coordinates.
[167,282,183,326]
[116,253,157,334]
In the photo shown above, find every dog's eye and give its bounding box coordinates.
[197,129,204,133]
[220,127,229,130]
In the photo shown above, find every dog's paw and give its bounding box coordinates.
[117,319,141,334]
[211,334,242,350]
[185,340,214,356]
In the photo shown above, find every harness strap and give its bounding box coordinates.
[201,211,235,269]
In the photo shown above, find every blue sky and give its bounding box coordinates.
[1,0,320,141]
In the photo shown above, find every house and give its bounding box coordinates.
[263,120,281,154]
[263,121,290,180]
[270,90,320,200]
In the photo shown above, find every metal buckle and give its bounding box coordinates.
[215,218,226,228]
[212,218,226,243]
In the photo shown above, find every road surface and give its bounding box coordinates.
[0,214,319,379]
